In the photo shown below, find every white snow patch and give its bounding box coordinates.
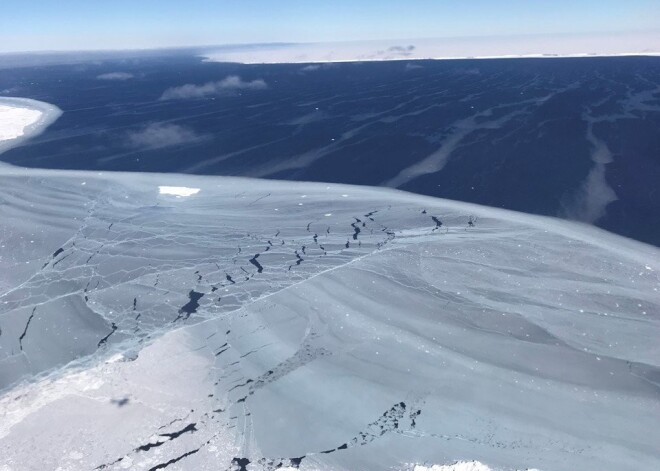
[413,463,541,471]
[414,462,493,471]
[158,186,200,197]
[0,105,42,141]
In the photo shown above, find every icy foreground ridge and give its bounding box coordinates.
[0,166,658,471]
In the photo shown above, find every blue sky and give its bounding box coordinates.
[1,0,659,53]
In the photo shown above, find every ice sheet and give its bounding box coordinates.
[202,35,660,65]
[0,164,657,470]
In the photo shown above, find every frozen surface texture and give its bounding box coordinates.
[0,166,658,471]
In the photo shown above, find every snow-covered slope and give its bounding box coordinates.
[0,164,658,471]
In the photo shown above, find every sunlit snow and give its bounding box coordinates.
[414,462,493,471]
[158,185,201,197]
[0,98,62,156]
[0,105,42,142]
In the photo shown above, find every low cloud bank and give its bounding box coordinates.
[160,75,267,100]
[405,63,424,71]
[97,72,134,81]
[127,122,205,149]
[300,63,336,72]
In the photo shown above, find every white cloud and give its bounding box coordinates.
[97,72,134,81]
[126,122,205,149]
[160,75,267,100]
[405,63,424,71]
[299,63,337,73]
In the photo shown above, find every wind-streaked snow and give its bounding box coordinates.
[0,164,657,471]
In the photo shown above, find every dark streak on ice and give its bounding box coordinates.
[147,447,201,471]
[249,254,264,273]
[42,247,65,268]
[158,422,197,440]
[228,379,253,392]
[311,402,418,459]
[175,290,205,321]
[18,307,37,351]
[289,250,304,270]
[111,397,129,407]
[248,193,271,206]
[51,252,72,267]
[135,423,197,453]
[231,457,251,471]
[97,322,118,348]
[351,218,361,240]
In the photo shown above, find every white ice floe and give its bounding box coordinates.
[0,97,62,156]
[0,105,42,142]
[158,185,201,197]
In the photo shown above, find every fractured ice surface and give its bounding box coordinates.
[0,165,658,471]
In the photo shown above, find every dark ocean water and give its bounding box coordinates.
[1,53,659,245]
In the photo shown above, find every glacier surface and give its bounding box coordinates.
[0,162,658,471]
